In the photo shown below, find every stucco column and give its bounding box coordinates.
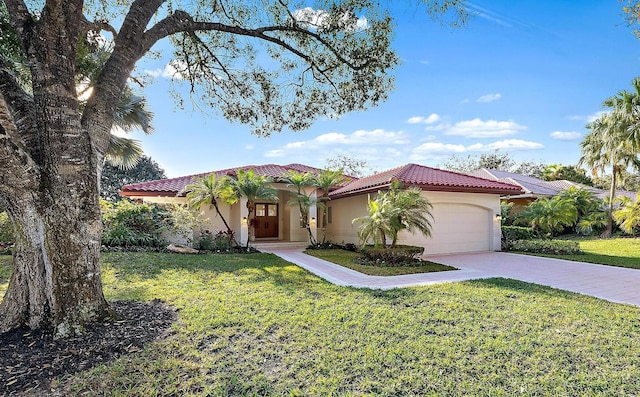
[493,210,502,251]
[240,198,249,246]
[309,188,319,244]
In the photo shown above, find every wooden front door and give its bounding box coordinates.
[254,203,278,238]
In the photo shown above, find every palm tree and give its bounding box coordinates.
[557,186,606,235]
[579,113,640,237]
[315,169,348,243]
[352,196,394,248]
[226,169,279,246]
[282,170,320,246]
[603,77,640,150]
[613,194,640,235]
[105,91,155,169]
[517,196,578,236]
[383,184,433,247]
[352,184,433,248]
[181,173,235,234]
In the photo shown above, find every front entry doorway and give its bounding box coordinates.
[254,203,278,238]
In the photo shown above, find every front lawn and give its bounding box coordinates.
[304,248,456,276]
[1,252,640,395]
[529,237,640,270]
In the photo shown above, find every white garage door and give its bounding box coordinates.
[400,203,491,255]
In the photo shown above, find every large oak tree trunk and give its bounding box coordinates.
[0,186,112,337]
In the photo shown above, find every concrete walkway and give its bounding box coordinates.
[262,248,640,307]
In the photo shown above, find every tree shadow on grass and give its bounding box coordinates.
[465,277,615,304]
[102,251,287,281]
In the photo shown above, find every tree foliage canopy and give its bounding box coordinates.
[101,156,166,201]
[442,151,545,177]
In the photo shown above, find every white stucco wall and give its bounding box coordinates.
[326,191,502,255]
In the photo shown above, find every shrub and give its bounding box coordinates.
[510,239,582,255]
[357,245,425,267]
[195,230,236,251]
[101,200,168,249]
[501,226,536,250]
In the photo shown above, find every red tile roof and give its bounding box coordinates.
[329,164,523,198]
[120,163,523,198]
[120,163,334,197]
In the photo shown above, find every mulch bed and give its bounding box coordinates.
[0,300,176,396]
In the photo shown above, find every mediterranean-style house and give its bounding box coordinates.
[120,163,523,255]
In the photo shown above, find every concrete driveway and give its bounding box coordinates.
[263,248,640,307]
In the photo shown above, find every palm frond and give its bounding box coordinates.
[105,135,143,170]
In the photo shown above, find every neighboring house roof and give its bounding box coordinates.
[329,164,523,198]
[469,168,638,200]
[120,163,350,197]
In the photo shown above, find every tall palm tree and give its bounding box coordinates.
[579,113,640,236]
[315,169,348,243]
[226,169,279,246]
[603,77,640,150]
[613,194,640,235]
[181,173,235,234]
[282,170,320,246]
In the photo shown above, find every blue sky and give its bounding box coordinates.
[127,1,640,178]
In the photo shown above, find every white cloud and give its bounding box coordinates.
[550,131,582,141]
[419,60,431,65]
[244,145,255,150]
[264,149,285,158]
[443,118,526,138]
[467,139,544,151]
[407,114,440,124]
[568,111,607,123]
[410,139,543,160]
[145,60,188,79]
[261,129,409,160]
[412,142,466,155]
[477,93,502,103]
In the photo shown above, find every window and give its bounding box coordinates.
[268,204,278,216]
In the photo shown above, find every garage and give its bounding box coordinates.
[423,203,492,254]
[328,164,522,255]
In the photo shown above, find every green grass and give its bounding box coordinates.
[524,236,640,270]
[2,252,640,396]
[304,248,456,276]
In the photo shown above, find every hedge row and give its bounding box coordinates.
[509,239,582,255]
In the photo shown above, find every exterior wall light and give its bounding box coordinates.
[242,216,248,225]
